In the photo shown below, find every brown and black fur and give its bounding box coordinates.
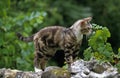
[17,17,92,71]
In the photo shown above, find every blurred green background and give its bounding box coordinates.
[0,0,120,71]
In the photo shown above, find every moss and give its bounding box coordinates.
[51,68,70,78]
[41,68,70,78]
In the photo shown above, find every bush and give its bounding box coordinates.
[84,24,120,72]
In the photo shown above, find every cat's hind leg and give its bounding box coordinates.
[34,38,48,72]
[34,52,48,72]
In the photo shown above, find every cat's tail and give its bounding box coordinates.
[16,33,34,42]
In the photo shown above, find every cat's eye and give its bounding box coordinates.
[87,21,90,25]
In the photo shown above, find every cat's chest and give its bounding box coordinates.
[75,33,83,43]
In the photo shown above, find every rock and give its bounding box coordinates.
[41,66,71,78]
[0,58,119,78]
[71,59,119,78]
[92,63,106,73]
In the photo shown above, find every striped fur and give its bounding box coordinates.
[17,17,92,71]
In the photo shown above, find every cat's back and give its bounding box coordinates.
[34,26,65,41]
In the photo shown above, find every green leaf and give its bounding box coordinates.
[7,44,15,54]
[118,48,120,53]
[84,47,92,60]
[84,24,114,63]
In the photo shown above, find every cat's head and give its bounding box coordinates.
[80,17,92,35]
[71,17,92,35]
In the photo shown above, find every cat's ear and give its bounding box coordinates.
[80,17,92,26]
[83,17,92,22]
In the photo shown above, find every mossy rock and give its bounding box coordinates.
[41,67,70,78]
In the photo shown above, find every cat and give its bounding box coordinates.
[17,17,92,72]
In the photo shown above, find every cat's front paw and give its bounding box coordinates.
[34,67,43,72]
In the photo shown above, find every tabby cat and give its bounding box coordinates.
[17,17,92,72]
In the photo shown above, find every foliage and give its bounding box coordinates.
[84,24,120,72]
[0,0,46,71]
[75,0,120,57]
[0,0,120,71]
[84,24,113,61]
[86,0,120,51]
[0,0,91,71]
[113,48,120,72]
